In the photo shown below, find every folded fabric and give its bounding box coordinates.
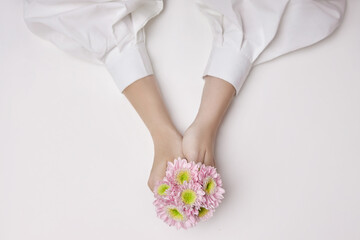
[23,0,346,95]
[196,0,347,95]
[23,0,163,92]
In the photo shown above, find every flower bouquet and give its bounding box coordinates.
[153,157,225,229]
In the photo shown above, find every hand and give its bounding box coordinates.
[182,119,216,167]
[182,75,235,167]
[147,128,184,192]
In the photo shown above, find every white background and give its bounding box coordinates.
[1,0,360,239]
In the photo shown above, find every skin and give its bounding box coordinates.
[123,74,235,192]
[122,74,184,191]
[182,75,236,167]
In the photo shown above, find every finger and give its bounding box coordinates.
[204,151,215,167]
[184,150,201,164]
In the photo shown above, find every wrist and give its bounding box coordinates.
[150,124,181,143]
[192,116,219,139]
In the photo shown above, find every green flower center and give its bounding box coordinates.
[204,177,216,195]
[176,170,191,184]
[198,207,209,218]
[181,189,197,205]
[167,207,184,221]
[157,183,170,196]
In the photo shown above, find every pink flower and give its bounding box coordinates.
[173,180,205,216]
[196,207,214,222]
[153,178,173,200]
[165,157,200,186]
[153,157,225,229]
[153,197,197,230]
[198,164,225,209]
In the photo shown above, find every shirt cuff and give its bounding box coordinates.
[104,43,154,93]
[202,46,253,96]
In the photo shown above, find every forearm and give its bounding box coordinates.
[122,75,177,140]
[194,75,236,134]
[123,75,183,191]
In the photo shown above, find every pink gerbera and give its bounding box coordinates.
[165,157,200,186]
[153,157,226,229]
[153,178,173,200]
[173,180,205,216]
[198,165,225,209]
[196,207,214,222]
[153,197,197,230]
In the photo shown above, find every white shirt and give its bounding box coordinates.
[23,0,346,95]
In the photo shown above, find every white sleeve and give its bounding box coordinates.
[23,0,163,93]
[196,0,346,95]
